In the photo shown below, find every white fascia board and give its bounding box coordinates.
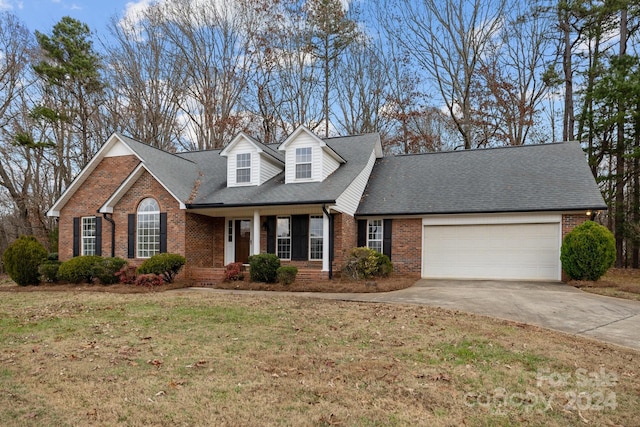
[47,133,140,217]
[277,125,324,151]
[220,132,263,157]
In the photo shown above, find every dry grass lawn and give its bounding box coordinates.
[0,288,639,426]
[572,268,640,301]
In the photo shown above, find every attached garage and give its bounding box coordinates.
[422,215,561,281]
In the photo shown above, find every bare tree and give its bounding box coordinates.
[334,40,390,137]
[157,0,258,150]
[105,7,186,151]
[391,0,508,149]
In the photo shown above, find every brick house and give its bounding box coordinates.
[47,126,606,283]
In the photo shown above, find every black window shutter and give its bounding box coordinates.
[291,215,309,261]
[383,219,392,260]
[159,212,168,253]
[127,214,135,258]
[95,217,102,256]
[266,216,276,254]
[357,220,367,247]
[73,217,80,257]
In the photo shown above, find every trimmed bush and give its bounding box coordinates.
[277,266,298,285]
[47,252,59,261]
[342,247,393,280]
[561,221,616,281]
[58,255,103,284]
[39,261,61,283]
[248,253,280,283]
[224,262,245,281]
[137,253,186,283]
[96,257,128,285]
[3,235,48,286]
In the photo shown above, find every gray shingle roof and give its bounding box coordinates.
[177,133,378,206]
[116,133,200,203]
[357,142,606,216]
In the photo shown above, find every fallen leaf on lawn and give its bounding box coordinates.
[155,390,166,397]
[147,359,163,368]
[429,373,451,382]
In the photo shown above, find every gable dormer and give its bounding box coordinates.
[278,126,346,184]
[220,132,284,187]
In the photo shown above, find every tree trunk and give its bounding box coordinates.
[615,7,628,267]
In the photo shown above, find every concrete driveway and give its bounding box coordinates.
[188,280,640,350]
[325,280,640,351]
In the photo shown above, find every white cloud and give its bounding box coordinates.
[0,0,13,11]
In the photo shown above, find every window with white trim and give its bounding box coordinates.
[295,147,312,179]
[277,216,291,260]
[309,216,323,260]
[81,216,97,255]
[236,153,251,183]
[137,198,160,258]
[367,219,383,253]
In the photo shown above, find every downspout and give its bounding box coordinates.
[322,204,334,280]
[102,213,116,258]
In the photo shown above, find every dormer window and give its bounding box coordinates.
[295,147,312,179]
[236,153,251,183]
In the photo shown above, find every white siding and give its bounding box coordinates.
[260,157,283,184]
[226,139,257,187]
[322,150,341,179]
[284,134,322,183]
[335,150,377,215]
[283,133,343,184]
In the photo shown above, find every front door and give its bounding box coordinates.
[235,219,251,263]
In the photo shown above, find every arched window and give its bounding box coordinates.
[137,198,160,258]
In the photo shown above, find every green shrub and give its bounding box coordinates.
[137,253,186,283]
[277,266,298,285]
[248,253,280,283]
[224,262,245,281]
[47,252,59,261]
[3,235,48,286]
[561,221,616,281]
[58,255,103,284]
[39,261,61,283]
[96,257,128,285]
[342,247,393,280]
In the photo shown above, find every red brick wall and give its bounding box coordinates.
[212,217,225,267]
[333,212,357,272]
[185,213,217,268]
[562,213,588,238]
[111,170,186,261]
[391,218,422,275]
[58,155,140,260]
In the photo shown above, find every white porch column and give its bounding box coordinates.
[252,210,261,255]
[322,210,330,272]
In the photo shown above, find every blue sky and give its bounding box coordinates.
[0,0,134,35]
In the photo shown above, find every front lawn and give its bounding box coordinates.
[0,290,637,426]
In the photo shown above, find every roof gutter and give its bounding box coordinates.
[185,199,336,209]
[355,206,608,218]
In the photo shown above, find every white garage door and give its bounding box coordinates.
[422,223,560,281]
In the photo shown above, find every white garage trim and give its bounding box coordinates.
[422,214,562,281]
[422,212,562,226]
